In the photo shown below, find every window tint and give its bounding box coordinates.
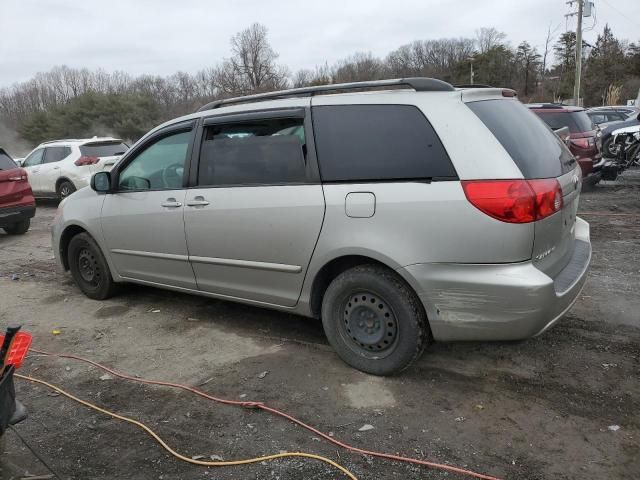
[468,100,576,178]
[0,151,16,170]
[23,149,44,167]
[118,131,190,190]
[198,117,307,186]
[80,142,128,157]
[312,105,455,182]
[44,146,71,163]
[535,111,594,133]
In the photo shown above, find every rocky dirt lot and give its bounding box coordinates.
[1,170,639,480]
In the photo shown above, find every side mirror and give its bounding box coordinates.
[91,171,111,193]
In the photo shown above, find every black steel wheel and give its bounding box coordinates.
[321,264,429,376]
[68,232,118,300]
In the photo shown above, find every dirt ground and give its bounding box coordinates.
[1,170,639,480]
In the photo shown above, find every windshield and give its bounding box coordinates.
[0,151,16,170]
[536,111,594,133]
[80,142,128,157]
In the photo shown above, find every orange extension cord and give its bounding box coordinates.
[28,348,502,480]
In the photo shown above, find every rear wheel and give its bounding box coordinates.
[68,232,118,300]
[57,180,76,200]
[321,264,429,376]
[3,219,30,235]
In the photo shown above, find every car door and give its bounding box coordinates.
[184,107,325,307]
[41,146,71,194]
[101,121,197,289]
[21,148,45,192]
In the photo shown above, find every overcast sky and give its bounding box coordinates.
[1,0,639,88]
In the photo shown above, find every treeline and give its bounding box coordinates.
[1,23,638,148]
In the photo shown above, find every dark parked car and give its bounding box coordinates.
[528,104,605,184]
[0,148,36,235]
[586,108,628,127]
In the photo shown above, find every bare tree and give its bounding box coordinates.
[475,27,507,54]
[214,23,289,96]
[540,23,560,95]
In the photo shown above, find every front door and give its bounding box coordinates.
[41,146,71,194]
[184,110,325,307]
[21,148,45,192]
[101,126,197,289]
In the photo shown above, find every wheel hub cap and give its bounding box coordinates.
[78,249,97,283]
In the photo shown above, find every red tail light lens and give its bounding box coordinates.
[462,179,563,223]
[570,138,594,149]
[75,156,99,166]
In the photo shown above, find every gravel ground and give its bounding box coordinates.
[0,170,639,480]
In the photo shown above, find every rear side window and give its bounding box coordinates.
[44,146,71,163]
[312,105,456,182]
[535,111,594,133]
[80,142,128,157]
[0,151,16,170]
[468,100,576,178]
[198,117,307,186]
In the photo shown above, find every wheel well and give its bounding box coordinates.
[309,255,392,318]
[59,225,87,270]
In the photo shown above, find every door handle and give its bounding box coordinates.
[186,196,210,207]
[53,166,60,170]
[161,198,182,208]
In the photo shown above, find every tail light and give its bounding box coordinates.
[75,156,99,166]
[7,169,28,182]
[462,179,563,223]
[570,138,595,149]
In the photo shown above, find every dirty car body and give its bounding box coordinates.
[51,79,591,374]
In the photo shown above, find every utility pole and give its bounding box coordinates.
[573,0,583,106]
[468,57,475,85]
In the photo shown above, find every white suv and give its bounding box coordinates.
[21,138,128,199]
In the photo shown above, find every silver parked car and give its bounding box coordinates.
[51,78,591,375]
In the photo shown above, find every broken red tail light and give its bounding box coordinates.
[462,179,563,223]
[570,138,594,149]
[74,156,99,166]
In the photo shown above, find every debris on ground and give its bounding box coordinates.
[358,424,375,432]
[257,371,269,379]
[608,425,621,432]
[99,374,113,381]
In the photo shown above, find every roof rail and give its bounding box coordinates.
[454,84,494,88]
[196,77,455,112]
[40,138,81,145]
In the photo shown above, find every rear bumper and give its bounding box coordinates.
[0,204,35,227]
[398,217,591,342]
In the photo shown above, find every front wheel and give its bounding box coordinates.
[3,219,30,235]
[67,232,118,300]
[321,265,429,376]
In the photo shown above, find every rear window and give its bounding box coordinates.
[468,100,576,178]
[535,111,594,133]
[0,151,16,170]
[312,105,456,182]
[80,142,128,157]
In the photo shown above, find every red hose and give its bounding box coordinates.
[29,348,502,480]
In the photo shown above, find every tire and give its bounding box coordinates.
[602,137,617,158]
[57,180,76,200]
[3,219,30,235]
[67,232,118,300]
[321,264,429,376]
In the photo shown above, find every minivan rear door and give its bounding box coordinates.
[467,98,580,277]
[184,107,325,307]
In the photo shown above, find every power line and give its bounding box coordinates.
[599,0,640,30]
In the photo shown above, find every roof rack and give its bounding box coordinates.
[40,139,82,144]
[454,84,494,88]
[196,77,455,112]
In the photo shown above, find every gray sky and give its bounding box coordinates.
[1,0,639,88]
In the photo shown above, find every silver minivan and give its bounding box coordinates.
[52,78,591,375]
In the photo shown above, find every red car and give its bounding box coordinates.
[0,148,35,235]
[527,104,605,184]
